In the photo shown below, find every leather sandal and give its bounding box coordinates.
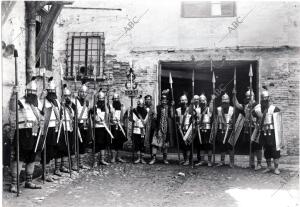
[25,182,42,189]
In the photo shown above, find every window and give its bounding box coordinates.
[65,32,105,80]
[181,1,236,18]
[35,10,54,71]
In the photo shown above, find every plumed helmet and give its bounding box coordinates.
[180,93,188,102]
[79,84,88,93]
[112,89,119,99]
[222,93,230,103]
[161,89,169,100]
[193,95,200,100]
[245,87,255,98]
[63,84,71,96]
[46,77,56,91]
[26,77,37,94]
[199,93,207,102]
[137,95,144,105]
[261,86,269,99]
[97,88,105,99]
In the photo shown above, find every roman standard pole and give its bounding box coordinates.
[14,49,20,196]
[169,72,180,164]
[248,64,253,167]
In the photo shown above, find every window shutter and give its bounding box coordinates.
[221,1,235,16]
[182,2,211,18]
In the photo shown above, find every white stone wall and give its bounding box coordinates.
[2,1,26,124]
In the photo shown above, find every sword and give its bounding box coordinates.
[197,125,202,144]
[77,127,83,143]
[34,125,43,152]
[176,122,185,139]
[223,124,230,144]
[97,117,115,139]
[117,121,126,137]
[56,121,63,143]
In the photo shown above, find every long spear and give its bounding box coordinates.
[92,64,97,168]
[248,64,253,167]
[191,56,195,168]
[232,68,237,166]
[60,63,72,178]
[42,68,46,183]
[74,66,79,171]
[169,72,180,164]
[14,49,20,196]
[212,70,216,164]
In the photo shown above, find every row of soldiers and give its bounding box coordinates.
[9,76,282,194]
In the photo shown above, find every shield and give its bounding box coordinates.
[228,114,245,146]
[273,112,283,151]
[183,124,192,143]
[34,107,52,152]
[209,119,218,144]
[250,125,260,143]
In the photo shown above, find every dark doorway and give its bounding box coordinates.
[160,60,259,154]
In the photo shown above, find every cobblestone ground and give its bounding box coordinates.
[2,155,299,207]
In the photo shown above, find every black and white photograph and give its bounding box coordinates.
[1,0,299,206]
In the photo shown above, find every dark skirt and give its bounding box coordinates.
[13,128,38,163]
[111,125,127,150]
[78,123,92,154]
[133,133,145,152]
[261,130,280,159]
[55,130,74,158]
[42,127,58,164]
[95,127,110,152]
[216,129,233,152]
[177,128,191,152]
[194,130,212,151]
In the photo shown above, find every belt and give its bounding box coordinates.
[18,120,35,124]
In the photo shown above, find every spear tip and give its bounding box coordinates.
[169,72,173,84]
[249,64,253,77]
[212,72,216,83]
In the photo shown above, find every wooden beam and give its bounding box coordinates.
[36,3,63,61]
[161,69,211,81]
[63,6,122,11]
[35,1,50,12]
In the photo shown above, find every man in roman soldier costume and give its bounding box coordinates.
[58,84,76,172]
[233,88,262,170]
[176,94,192,166]
[252,87,282,175]
[149,90,172,165]
[194,94,213,167]
[215,93,235,167]
[132,96,148,164]
[144,94,156,158]
[10,77,43,192]
[109,92,127,163]
[40,77,61,181]
[73,81,91,169]
[89,89,111,166]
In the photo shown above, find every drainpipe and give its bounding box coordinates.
[25,2,36,84]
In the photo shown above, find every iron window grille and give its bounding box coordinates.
[65,32,105,80]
